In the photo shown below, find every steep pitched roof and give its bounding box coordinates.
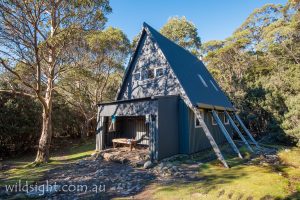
[117,22,233,110]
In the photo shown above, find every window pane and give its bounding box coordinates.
[195,110,204,128]
[196,118,200,126]
[156,68,164,77]
[224,114,229,124]
[141,70,147,80]
[148,69,154,79]
[133,73,140,81]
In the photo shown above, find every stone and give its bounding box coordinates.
[166,162,173,168]
[158,162,165,169]
[110,186,116,191]
[95,169,104,176]
[174,172,181,177]
[143,161,153,169]
[162,167,168,171]
[172,166,178,172]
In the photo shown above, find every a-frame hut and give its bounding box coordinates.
[96,22,259,168]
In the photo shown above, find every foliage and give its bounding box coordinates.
[160,16,202,56]
[0,94,41,157]
[203,2,300,145]
[0,92,86,157]
[0,0,112,162]
[57,27,130,137]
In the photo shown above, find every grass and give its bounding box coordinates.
[1,139,300,200]
[0,138,95,187]
[150,146,300,200]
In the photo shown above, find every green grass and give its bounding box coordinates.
[151,146,300,200]
[0,138,95,187]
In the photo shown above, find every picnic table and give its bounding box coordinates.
[112,138,137,151]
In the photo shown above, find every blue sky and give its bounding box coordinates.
[106,0,287,43]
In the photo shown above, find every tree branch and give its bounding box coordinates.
[0,89,36,98]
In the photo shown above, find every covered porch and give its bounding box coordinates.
[96,97,159,161]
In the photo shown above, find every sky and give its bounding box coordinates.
[106,0,287,43]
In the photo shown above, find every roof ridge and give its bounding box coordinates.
[142,22,199,60]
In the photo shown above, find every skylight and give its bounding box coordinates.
[210,80,219,91]
[198,74,208,87]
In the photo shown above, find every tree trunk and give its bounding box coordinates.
[35,105,53,163]
[81,119,89,139]
[35,75,54,163]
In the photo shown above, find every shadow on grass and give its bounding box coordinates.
[0,138,95,187]
[282,191,300,200]
[151,144,298,200]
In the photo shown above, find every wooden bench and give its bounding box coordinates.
[112,138,137,151]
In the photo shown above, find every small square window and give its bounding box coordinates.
[141,69,154,80]
[195,110,204,128]
[211,114,217,125]
[133,72,140,81]
[155,68,164,77]
[224,114,229,124]
[141,70,147,80]
[148,69,155,79]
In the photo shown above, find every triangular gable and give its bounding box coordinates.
[117,22,233,110]
[116,26,183,100]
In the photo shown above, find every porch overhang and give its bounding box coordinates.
[98,96,159,117]
[196,102,236,112]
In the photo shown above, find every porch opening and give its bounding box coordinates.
[104,116,150,150]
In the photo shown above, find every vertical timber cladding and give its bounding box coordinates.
[188,109,234,154]
[98,99,159,150]
[179,99,189,154]
[157,96,180,160]
[96,115,107,151]
[118,116,150,145]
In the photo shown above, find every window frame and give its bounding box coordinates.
[211,113,217,126]
[147,68,155,79]
[155,67,165,78]
[140,68,155,81]
[195,110,204,128]
[223,113,229,125]
[133,72,141,81]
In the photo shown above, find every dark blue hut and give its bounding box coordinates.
[96,23,258,167]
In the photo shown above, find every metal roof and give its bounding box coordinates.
[114,22,233,110]
[143,22,233,109]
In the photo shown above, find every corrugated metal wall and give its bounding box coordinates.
[179,99,189,154]
[157,96,179,160]
[104,116,149,147]
[186,106,233,154]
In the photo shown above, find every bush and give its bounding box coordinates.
[0,93,41,157]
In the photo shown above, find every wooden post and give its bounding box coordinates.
[192,107,229,168]
[212,110,243,159]
[96,108,100,151]
[234,113,260,148]
[148,114,158,162]
[225,111,254,152]
[96,116,105,151]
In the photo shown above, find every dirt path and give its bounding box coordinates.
[40,158,156,199]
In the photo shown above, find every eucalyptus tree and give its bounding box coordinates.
[58,27,130,137]
[203,1,300,145]
[160,16,202,56]
[0,0,111,163]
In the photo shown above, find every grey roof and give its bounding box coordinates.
[118,22,233,110]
